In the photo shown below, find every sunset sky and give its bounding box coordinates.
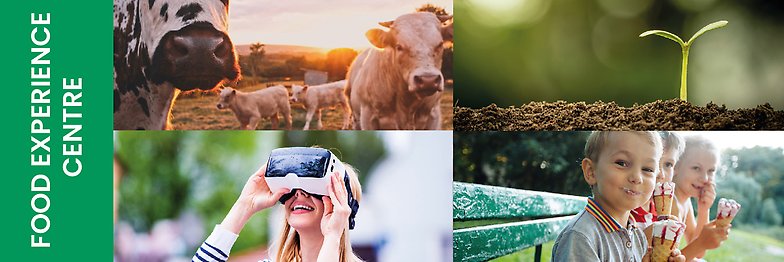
[228,0,453,49]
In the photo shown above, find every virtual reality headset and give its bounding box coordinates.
[264,147,359,229]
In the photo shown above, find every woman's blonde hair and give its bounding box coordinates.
[274,163,363,262]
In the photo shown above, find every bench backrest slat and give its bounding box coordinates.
[453,216,575,262]
[453,182,587,220]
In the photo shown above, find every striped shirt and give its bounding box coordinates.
[552,197,648,262]
[191,225,273,262]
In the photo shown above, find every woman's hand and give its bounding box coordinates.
[222,165,289,234]
[320,172,352,239]
[317,172,353,262]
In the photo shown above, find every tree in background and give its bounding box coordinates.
[285,56,306,78]
[248,42,266,84]
[761,198,783,226]
[325,48,358,81]
[116,132,268,252]
[454,132,590,196]
[718,147,784,226]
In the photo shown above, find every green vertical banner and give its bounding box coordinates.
[5,0,113,260]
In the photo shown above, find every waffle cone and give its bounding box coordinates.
[716,216,734,227]
[654,195,673,217]
[652,237,675,262]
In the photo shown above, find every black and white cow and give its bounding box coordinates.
[114,0,239,130]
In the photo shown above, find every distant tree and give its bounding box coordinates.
[721,147,784,225]
[325,48,358,81]
[715,172,763,225]
[454,132,591,195]
[761,198,783,226]
[249,42,266,84]
[285,56,306,78]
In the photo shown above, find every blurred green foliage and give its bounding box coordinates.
[712,146,784,228]
[115,131,385,252]
[453,132,591,196]
[455,0,784,109]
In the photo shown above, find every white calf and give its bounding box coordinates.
[216,85,292,130]
[290,80,351,130]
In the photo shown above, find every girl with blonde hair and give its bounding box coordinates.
[192,149,363,262]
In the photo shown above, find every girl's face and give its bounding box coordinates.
[657,148,679,183]
[284,189,324,231]
[673,148,717,198]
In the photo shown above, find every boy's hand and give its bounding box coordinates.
[642,246,652,262]
[698,181,716,209]
[642,246,686,262]
[695,220,730,250]
[668,248,686,262]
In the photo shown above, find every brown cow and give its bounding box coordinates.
[346,12,453,130]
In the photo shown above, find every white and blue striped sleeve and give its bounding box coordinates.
[192,225,239,262]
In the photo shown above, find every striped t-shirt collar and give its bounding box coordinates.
[585,197,634,233]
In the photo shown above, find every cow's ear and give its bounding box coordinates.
[231,90,236,95]
[441,21,453,42]
[303,85,309,90]
[437,15,452,23]
[366,29,393,48]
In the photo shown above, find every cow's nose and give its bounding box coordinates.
[167,34,231,65]
[414,74,442,89]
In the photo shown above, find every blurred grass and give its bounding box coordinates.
[486,229,784,261]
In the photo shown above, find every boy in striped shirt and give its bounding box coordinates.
[552,132,685,262]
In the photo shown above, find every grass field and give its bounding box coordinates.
[170,81,453,130]
[487,229,784,261]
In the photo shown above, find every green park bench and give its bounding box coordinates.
[453,182,587,262]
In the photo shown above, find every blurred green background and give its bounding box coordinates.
[455,0,784,109]
[454,131,784,261]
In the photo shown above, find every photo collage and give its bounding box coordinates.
[109,1,784,262]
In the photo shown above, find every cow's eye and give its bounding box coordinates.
[395,44,404,52]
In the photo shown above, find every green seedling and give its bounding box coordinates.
[640,20,728,101]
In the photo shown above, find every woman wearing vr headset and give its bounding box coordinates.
[191,156,363,262]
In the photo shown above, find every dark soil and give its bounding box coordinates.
[454,99,784,130]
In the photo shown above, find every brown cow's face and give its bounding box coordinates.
[367,12,453,97]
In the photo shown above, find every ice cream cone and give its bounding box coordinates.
[652,237,676,262]
[716,198,741,227]
[653,182,675,219]
[654,195,673,217]
[651,219,685,262]
[716,216,733,227]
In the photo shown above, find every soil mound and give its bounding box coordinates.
[454,99,784,130]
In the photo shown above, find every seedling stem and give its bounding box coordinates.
[640,20,727,101]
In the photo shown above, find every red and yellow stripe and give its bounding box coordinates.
[585,197,623,233]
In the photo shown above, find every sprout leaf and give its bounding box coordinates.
[687,20,728,46]
[639,30,685,47]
